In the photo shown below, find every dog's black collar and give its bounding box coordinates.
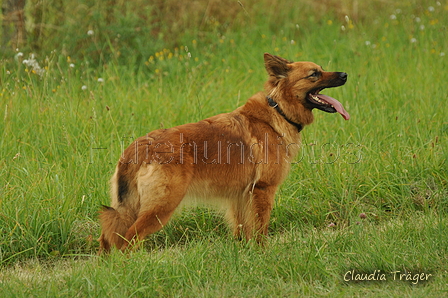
[267,96,303,132]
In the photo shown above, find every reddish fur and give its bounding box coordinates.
[98,53,347,252]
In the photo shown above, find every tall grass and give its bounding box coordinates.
[0,0,447,296]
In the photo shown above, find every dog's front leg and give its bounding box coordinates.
[237,182,277,243]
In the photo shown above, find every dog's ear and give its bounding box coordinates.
[264,53,293,80]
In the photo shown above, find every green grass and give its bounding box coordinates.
[0,214,447,297]
[1,1,447,296]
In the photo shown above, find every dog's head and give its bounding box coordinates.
[264,53,350,122]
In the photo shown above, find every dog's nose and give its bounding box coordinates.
[339,72,348,81]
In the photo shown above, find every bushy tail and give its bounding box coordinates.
[98,205,135,253]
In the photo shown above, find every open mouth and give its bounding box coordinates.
[307,89,350,120]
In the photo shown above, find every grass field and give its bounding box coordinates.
[1,1,447,296]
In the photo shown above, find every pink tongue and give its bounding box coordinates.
[316,94,350,120]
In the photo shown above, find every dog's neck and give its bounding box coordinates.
[266,96,303,133]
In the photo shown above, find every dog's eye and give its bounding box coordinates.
[310,72,319,78]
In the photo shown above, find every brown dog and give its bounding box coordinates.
[99,53,349,252]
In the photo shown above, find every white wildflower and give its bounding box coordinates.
[97,78,104,83]
[81,85,87,91]
[87,30,94,36]
[22,54,45,76]
[14,52,24,61]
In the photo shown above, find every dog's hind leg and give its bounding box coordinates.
[120,164,192,251]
